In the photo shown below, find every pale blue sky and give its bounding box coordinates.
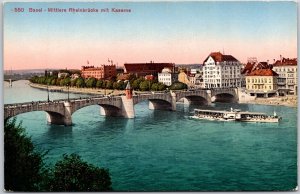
[3,1,297,69]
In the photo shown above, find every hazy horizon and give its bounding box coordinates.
[4,1,297,70]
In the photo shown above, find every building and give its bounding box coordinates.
[58,72,69,78]
[71,73,80,80]
[124,61,175,77]
[245,69,278,97]
[178,70,191,86]
[145,74,154,81]
[158,68,178,86]
[81,65,116,80]
[241,61,271,88]
[189,67,204,88]
[203,52,242,88]
[272,56,297,95]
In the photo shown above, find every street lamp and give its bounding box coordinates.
[67,84,70,101]
[47,83,50,102]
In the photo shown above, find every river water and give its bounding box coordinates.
[4,80,297,191]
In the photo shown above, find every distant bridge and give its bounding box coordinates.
[4,88,238,126]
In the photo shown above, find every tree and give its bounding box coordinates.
[76,77,85,88]
[96,80,104,88]
[4,118,47,191]
[105,80,113,89]
[48,154,112,192]
[70,78,77,87]
[139,80,150,91]
[151,83,159,91]
[85,77,97,88]
[157,82,167,91]
[4,119,113,192]
[169,82,187,90]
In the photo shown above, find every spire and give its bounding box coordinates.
[125,82,131,90]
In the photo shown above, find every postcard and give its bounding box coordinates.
[3,1,298,192]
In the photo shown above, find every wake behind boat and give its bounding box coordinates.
[193,108,281,123]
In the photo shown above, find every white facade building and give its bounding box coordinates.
[203,52,242,88]
[158,68,178,86]
[272,57,297,95]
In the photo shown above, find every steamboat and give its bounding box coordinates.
[193,108,281,123]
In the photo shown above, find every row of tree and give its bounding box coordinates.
[4,118,112,192]
[30,75,188,91]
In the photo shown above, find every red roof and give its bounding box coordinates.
[145,74,154,80]
[246,69,278,76]
[241,62,255,74]
[273,58,297,66]
[203,52,238,64]
[242,62,271,75]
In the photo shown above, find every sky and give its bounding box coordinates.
[3,1,298,70]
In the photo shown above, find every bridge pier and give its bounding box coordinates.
[206,90,212,105]
[46,102,72,126]
[121,96,135,118]
[171,92,176,111]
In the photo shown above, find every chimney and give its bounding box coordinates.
[280,55,283,62]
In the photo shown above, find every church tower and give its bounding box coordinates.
[125,82,133,99]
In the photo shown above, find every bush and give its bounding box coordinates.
[169,82,187,90]
[4,118,46,191]
[48,154,112,192]
[4,118,113,192]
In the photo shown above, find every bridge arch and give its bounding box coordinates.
[133,93,174,111]
[177,95,208,105]
[211,93,237,103]
[175,90,210,105]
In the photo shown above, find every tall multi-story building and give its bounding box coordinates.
[203,52,242,88]
[124,62,175,77]
[272,56,297,95]
[81,65,116,79]
[245,69,278,97]
[158,68,178,86]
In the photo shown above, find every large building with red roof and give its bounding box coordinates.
[203,52,242,88]
[272,56,297,95]
[124,62,175,77]
[245,68,279,97]
[81,65,116,80]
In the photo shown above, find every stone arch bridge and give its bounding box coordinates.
[4,88,238,126]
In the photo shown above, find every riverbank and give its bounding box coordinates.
[29,83,125,96]
[29,83,298,107]
[243,96,298,107]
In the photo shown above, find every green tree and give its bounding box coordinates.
[131,77,144,90]
[76,77,85,88]
[106,80,113,89]
[4,118,47,191]
[4,119,113,192]
[85,77,97,88]
[70,78,77,87]
[157,82,167,91]
[151,83,158,91]
[169,82,187,90]
[96,79,104,88]
[139,80,150,91]
[48,154,112,192]
[63,77,71,86]
[113,80,125,90]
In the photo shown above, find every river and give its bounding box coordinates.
[4,80,297,191]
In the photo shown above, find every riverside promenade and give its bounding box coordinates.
[29,83,124,96]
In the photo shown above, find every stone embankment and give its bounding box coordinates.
[245,96,297,107]
[29,83,124,96]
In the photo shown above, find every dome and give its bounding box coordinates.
[161,68,172,73]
